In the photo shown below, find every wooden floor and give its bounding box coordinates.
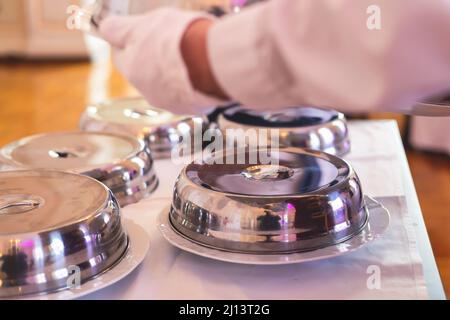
[0,60,449,298]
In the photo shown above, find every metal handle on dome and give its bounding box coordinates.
[0,196,41,215]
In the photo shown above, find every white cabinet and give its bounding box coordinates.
[0,0,87,58]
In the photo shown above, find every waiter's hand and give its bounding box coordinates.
[99,8,226,115]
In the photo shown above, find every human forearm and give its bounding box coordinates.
[181,19,228,100]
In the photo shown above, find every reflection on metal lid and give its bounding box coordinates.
[79,97,208,159]
[88,98,183,125]
[0,132,158,207]
[217,105,351,156]
[222,106,339,128]
[186,149,342,196]
[0,170,107,235]
[0,132,140,171]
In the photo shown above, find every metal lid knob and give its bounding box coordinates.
[0,195,42,215]
[241,165,295,181]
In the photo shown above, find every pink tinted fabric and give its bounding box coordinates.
[208,0,450,113]
[100,1,450,115]
[99,8,222,115]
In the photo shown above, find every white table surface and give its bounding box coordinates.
[84,120,446,300]
[347,121,445,300]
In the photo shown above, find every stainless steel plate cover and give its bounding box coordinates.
[0,131,158,207]
[170,148,366,254]
[0,170,128,298]
[79,97,208,159]
[217,106,351,156]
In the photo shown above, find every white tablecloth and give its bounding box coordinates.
[83,120,444,300]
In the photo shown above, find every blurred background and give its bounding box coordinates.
[0,0,448,297]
